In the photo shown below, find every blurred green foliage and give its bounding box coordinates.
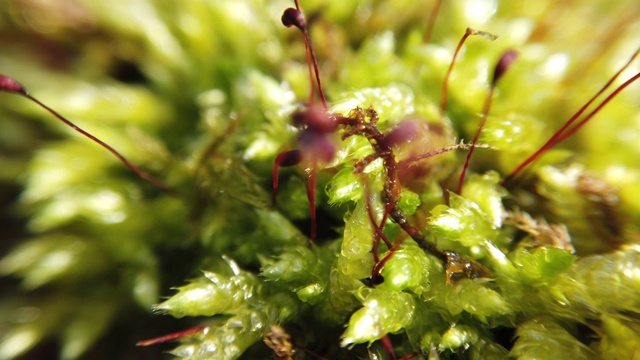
[0,0,639,359]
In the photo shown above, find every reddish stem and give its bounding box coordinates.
[440,28,498,116]
[363,179,393,267]
[379,334,397,360]
[554,72,640,143]
[28,95,172,192]
[502,48,640,186]
[342,108,450,271]
[0,75,171,192]
[458,86,495,194]
[459,49,517,193]
[306,166,318,240]
[136,325,208,346]
[440,28,473,116]
[365,184,381,264]
[423,0,442,44]
[302,30,328,109]
[286,0,327,109]
[272,149,302,204]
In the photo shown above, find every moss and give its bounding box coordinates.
[0,0,639,359]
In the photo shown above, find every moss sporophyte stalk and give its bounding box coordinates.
[0,0,639,359]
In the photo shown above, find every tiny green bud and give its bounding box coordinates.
[341,289,415,346]
[439,324,479,352]
[153,271,260,318]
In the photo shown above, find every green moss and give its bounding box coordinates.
[0,0,639,359]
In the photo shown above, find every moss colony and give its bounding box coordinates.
[0,0,639,359]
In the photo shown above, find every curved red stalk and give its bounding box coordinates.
[305,167,318,240]
[363,179,393,266]
[440,28,498,116]
[302,31,328,109]
[136,325,208,346]
[458,49,517,194]
[379,334,397,360]
[423,0,442,44]
[502,48,640,186]
[340,108,492,284]
[302,35,317,104]
[457,86,495,194]
[0,75,171,192]
[370,234,404,284]
[554,72,640,143]
[354,153,395,275]
[272,149,302,204]
[277,4,495,283]
[278,1,333,241]
[342,108,449,269]
[285,1,327,109]
[293,0,317,105]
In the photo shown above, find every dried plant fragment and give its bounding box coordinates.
[577,173,625,249]
[339,107,491,284]
[505,209,574,252]
[264,325,295,360]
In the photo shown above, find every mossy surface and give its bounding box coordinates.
[0,0,639,359]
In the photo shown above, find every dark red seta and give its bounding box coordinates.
[136,325,209,346]
[503,47,640,185]
[458,49,517,194]
[0,74,170,192]
[273,1,493,285]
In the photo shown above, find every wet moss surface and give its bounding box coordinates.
[1,0,639,359]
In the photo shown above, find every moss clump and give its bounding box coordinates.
[1,0,639,359]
